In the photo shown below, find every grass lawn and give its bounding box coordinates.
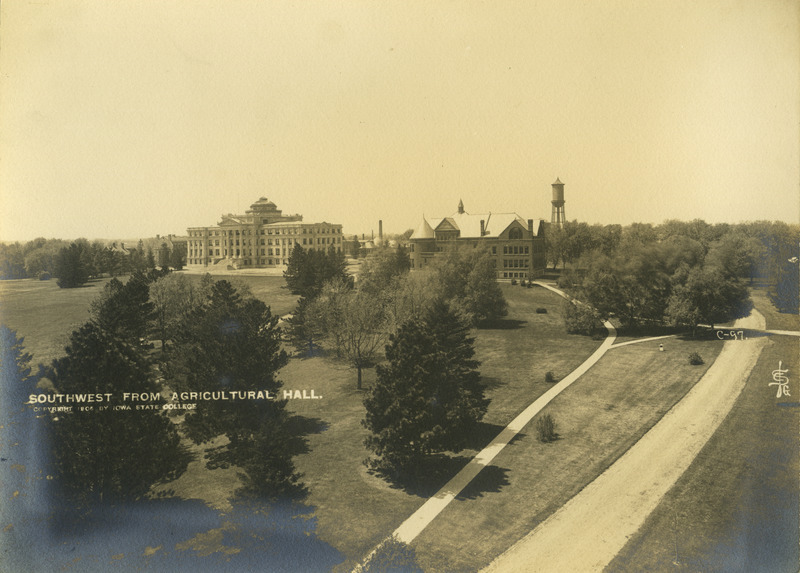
[606,289,799,572]
[275,283,605,571]
[0,277,114,366]
[0,273,297,367]
[409,321,725,572]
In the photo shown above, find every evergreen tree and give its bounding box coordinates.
[363,299,488,476]
[169,243,187,270]
[90,272,155,342]
[54,242,89,288]
[168,280,304,497]
[158,242,171,270]
[44,322,186,503]
[284,245,350,299]
[284,244,311,295]
[146,246,156,269]
[284,295,322,356]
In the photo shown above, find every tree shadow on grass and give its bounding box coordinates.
[289,345,329,360]
[283,415,329,456]
[460,421,512,451]
[615,324,684,338]
[456,464,511,500]
[369,453,511,500]
[478,318,527,330]
[481,376,505,391]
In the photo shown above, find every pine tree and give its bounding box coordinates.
[44,322,186,503]
[363,299,488,476]
[284,244,311,295]
[284,296,322,356]
[54,243,89,288]
[284,245,350,299]
[90,272,154,342]
[168,280,304,497]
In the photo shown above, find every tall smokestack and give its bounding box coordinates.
[379,220,383,241]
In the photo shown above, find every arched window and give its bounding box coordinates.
[508,227,523,240]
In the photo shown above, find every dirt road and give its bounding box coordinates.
[483,310,767,573]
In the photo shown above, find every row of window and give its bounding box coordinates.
[188,246,343,262]
[190,236,341,248]
[503,259,530,268]
[188,226,342,238]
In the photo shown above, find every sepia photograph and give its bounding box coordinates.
[1,1,798,571]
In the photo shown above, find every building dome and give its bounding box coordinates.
[248,197,279,212]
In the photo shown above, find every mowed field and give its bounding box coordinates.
[2,275,755,572]
[410,309,727,571]
[276,283,607,571]
[607,289,800,572]
[0,273,298,367]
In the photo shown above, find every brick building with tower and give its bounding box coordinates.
[408,197,548,280]
[185,197,343,269]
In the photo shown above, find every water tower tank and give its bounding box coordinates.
[552,178,565,204]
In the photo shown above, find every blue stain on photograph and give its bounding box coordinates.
[0,326,342,572]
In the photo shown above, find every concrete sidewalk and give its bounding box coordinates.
[354,283,617,571]
[483,309,767,572]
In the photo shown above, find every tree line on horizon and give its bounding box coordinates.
[0,237,186,284]
[552,219,799,334]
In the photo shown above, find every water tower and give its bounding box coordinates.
[551,178,566,227]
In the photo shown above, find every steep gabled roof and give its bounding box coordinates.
[411,210,545,240]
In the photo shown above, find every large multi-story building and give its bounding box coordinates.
[186,197,343,268]
[408,199,547,280]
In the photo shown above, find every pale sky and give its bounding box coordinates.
[1,0,798,242]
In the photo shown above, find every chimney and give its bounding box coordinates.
[379,220,383,241]
[528,219,534,234]
[480,220,485,236]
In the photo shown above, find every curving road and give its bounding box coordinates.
[483,309,768,572]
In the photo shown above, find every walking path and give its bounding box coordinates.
[355,283,616,570]
[392,319,616,546]
[483,309,767,572]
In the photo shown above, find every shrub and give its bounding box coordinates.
[520,279,527,287]
[536,413,557,443]
[511,278,517,285]
[536,307,547,314]
[361,536,423,573]
[545,371,556,383]
[688,352,704,365]
[37,271,51,280]
[563,300,602,336]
